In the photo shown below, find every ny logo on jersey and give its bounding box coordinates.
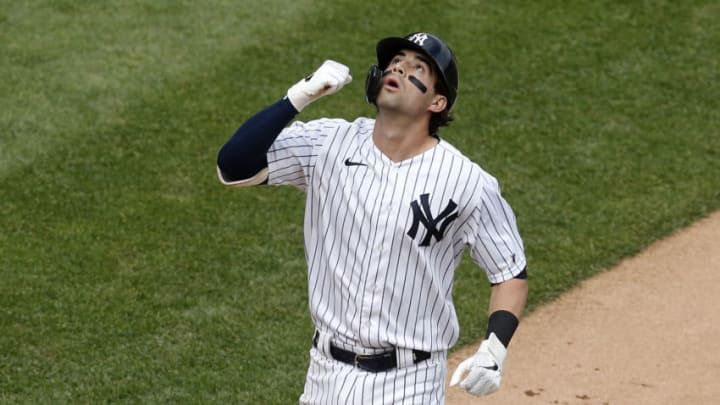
[408,33,429,46]
[407,193,459,246]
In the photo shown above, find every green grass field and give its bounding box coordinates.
[2,0,719,403]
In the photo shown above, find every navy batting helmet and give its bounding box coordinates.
[366,32,459,110]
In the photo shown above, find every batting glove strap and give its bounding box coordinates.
[286,60,352,112]
[449,333,507,396]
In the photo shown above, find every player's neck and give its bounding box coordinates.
[372,112,438,162]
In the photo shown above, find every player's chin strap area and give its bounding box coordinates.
[365,65,427,104]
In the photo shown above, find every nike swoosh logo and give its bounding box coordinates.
[344,158,367,167]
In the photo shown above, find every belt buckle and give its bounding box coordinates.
[354,353,368,369]
[354,352,381,372]
[354,351,394,372]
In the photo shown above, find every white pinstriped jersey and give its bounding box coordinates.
[267,117,526,353]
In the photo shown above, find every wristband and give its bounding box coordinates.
[485,310,519,348]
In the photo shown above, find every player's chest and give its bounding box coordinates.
[312,160,466,247]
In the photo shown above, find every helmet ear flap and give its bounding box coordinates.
[365,64,384,104]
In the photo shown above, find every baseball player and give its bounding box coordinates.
[217,32,528,404]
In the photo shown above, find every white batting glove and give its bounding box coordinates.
[449,333,507,396]
[286,60,352,112]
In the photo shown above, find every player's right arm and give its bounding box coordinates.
[216,60,352,187]
[216,98,297,186]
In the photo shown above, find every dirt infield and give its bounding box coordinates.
[446,211,720,405]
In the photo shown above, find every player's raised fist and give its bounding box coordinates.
[287,60,352,112]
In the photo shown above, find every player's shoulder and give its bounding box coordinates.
[288,117,373,136]
[287,117,350,131]
[333,117,375,141]
[436,139,499,187]
[350,117,375,136]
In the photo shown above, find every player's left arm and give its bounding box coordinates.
[451,178,528,396]
[450,273,527,396]
[489,273,528,321]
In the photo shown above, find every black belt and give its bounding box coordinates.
[313,331,431,373]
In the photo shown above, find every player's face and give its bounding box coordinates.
[376,49,446,115]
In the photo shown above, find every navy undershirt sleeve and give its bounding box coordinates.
[217,97,299,181]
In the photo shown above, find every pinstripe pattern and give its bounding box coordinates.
[267,117,526,403]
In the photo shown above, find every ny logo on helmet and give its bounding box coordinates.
[408,33,429,46]
[407,193,459,246]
